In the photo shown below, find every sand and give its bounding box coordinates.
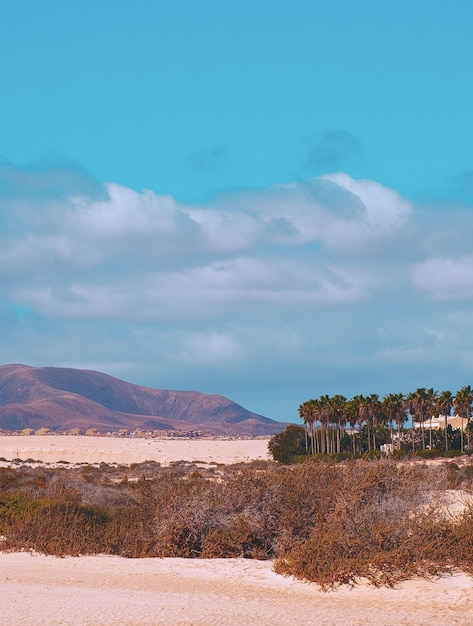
[1,553,472,626]
[0,435,270,466]
[1,436,473,625]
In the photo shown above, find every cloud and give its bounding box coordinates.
[320,173,410,235]
[2,162,473,420]
[203,174,410,255]
[0,165,421,326]
[0,159,105,204]
[412,256,473,299]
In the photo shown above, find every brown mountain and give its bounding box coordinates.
[0,364,288,436]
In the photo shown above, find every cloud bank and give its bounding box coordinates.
[1,162,473,420]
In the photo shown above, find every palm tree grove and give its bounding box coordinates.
[269,385,473,463]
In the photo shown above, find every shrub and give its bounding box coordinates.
[416,449,441,459]
[1,458,472,589]
[268,425,307,463]
[273,460,459,589]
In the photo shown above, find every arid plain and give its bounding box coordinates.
[1,435,472,626]
[0,435,270,466]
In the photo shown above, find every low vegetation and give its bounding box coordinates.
[1,458,473,589]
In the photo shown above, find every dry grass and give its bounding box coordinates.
[0,459,472,588]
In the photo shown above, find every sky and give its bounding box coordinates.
[1,1,473,422]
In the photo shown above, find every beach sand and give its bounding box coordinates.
[1,436,473,625]
[0,435,270,466]
[1,553,472,626]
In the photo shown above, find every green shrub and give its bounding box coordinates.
[268,425,307,463]
[441,449,464,458]
[391,449,407,460]
[416,449,441,459]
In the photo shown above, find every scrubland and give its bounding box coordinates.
[1,457,473,589]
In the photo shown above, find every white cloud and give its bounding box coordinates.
[185,207,261,251]
[320,172,411,240]
[412,256,473,299]
[204,174,411,254]
[70,183,184,238]
[3,163,473,421]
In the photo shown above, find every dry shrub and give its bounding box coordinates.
[1,458,472,589]
[451,506,473,574]
[0,494,110,556]
[152,467,278,558]
[0,467,20,490]
[201,516,268,558]
[458,465,473,490]
[274,460,464,588]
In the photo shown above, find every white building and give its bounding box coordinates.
[413,415,466,430]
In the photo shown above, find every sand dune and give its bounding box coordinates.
[0,435,270,466]
[2,436,473,625]
[1,553,472,626]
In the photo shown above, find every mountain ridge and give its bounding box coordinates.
[0,364,288,436]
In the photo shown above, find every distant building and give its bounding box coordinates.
[380,443,394,455]
[413,415,466,431]
[36,427,51,435]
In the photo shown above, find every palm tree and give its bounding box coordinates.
[382,393,406,450]
[317,395,332,454]
[351,394,365,440]
[403,391,418,451]
[369,394,383,452]
[357,395,371,452]
[357,394,382,452]
[425,388,437,449]
[435,390,453,451]
[298,399,317,454]
[454,386,473,453]
[345,396,361,454]
[297,385,473,456]
[310,397,323,454]
[329,394,347,454]
[408,388,435,450]
[416,388,429,449]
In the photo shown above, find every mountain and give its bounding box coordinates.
[0,364,288,436]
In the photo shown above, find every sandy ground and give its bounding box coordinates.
[2,437,473,625]
[0,435,270,466]
[1,553,472,626]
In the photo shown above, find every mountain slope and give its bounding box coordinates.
[0,364,287,435]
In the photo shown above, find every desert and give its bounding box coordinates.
[1,436,473,625]
[4,0,473,623]
[1,552,472,626]
[0,434,271,467]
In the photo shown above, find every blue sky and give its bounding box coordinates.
[1,1,473,421]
